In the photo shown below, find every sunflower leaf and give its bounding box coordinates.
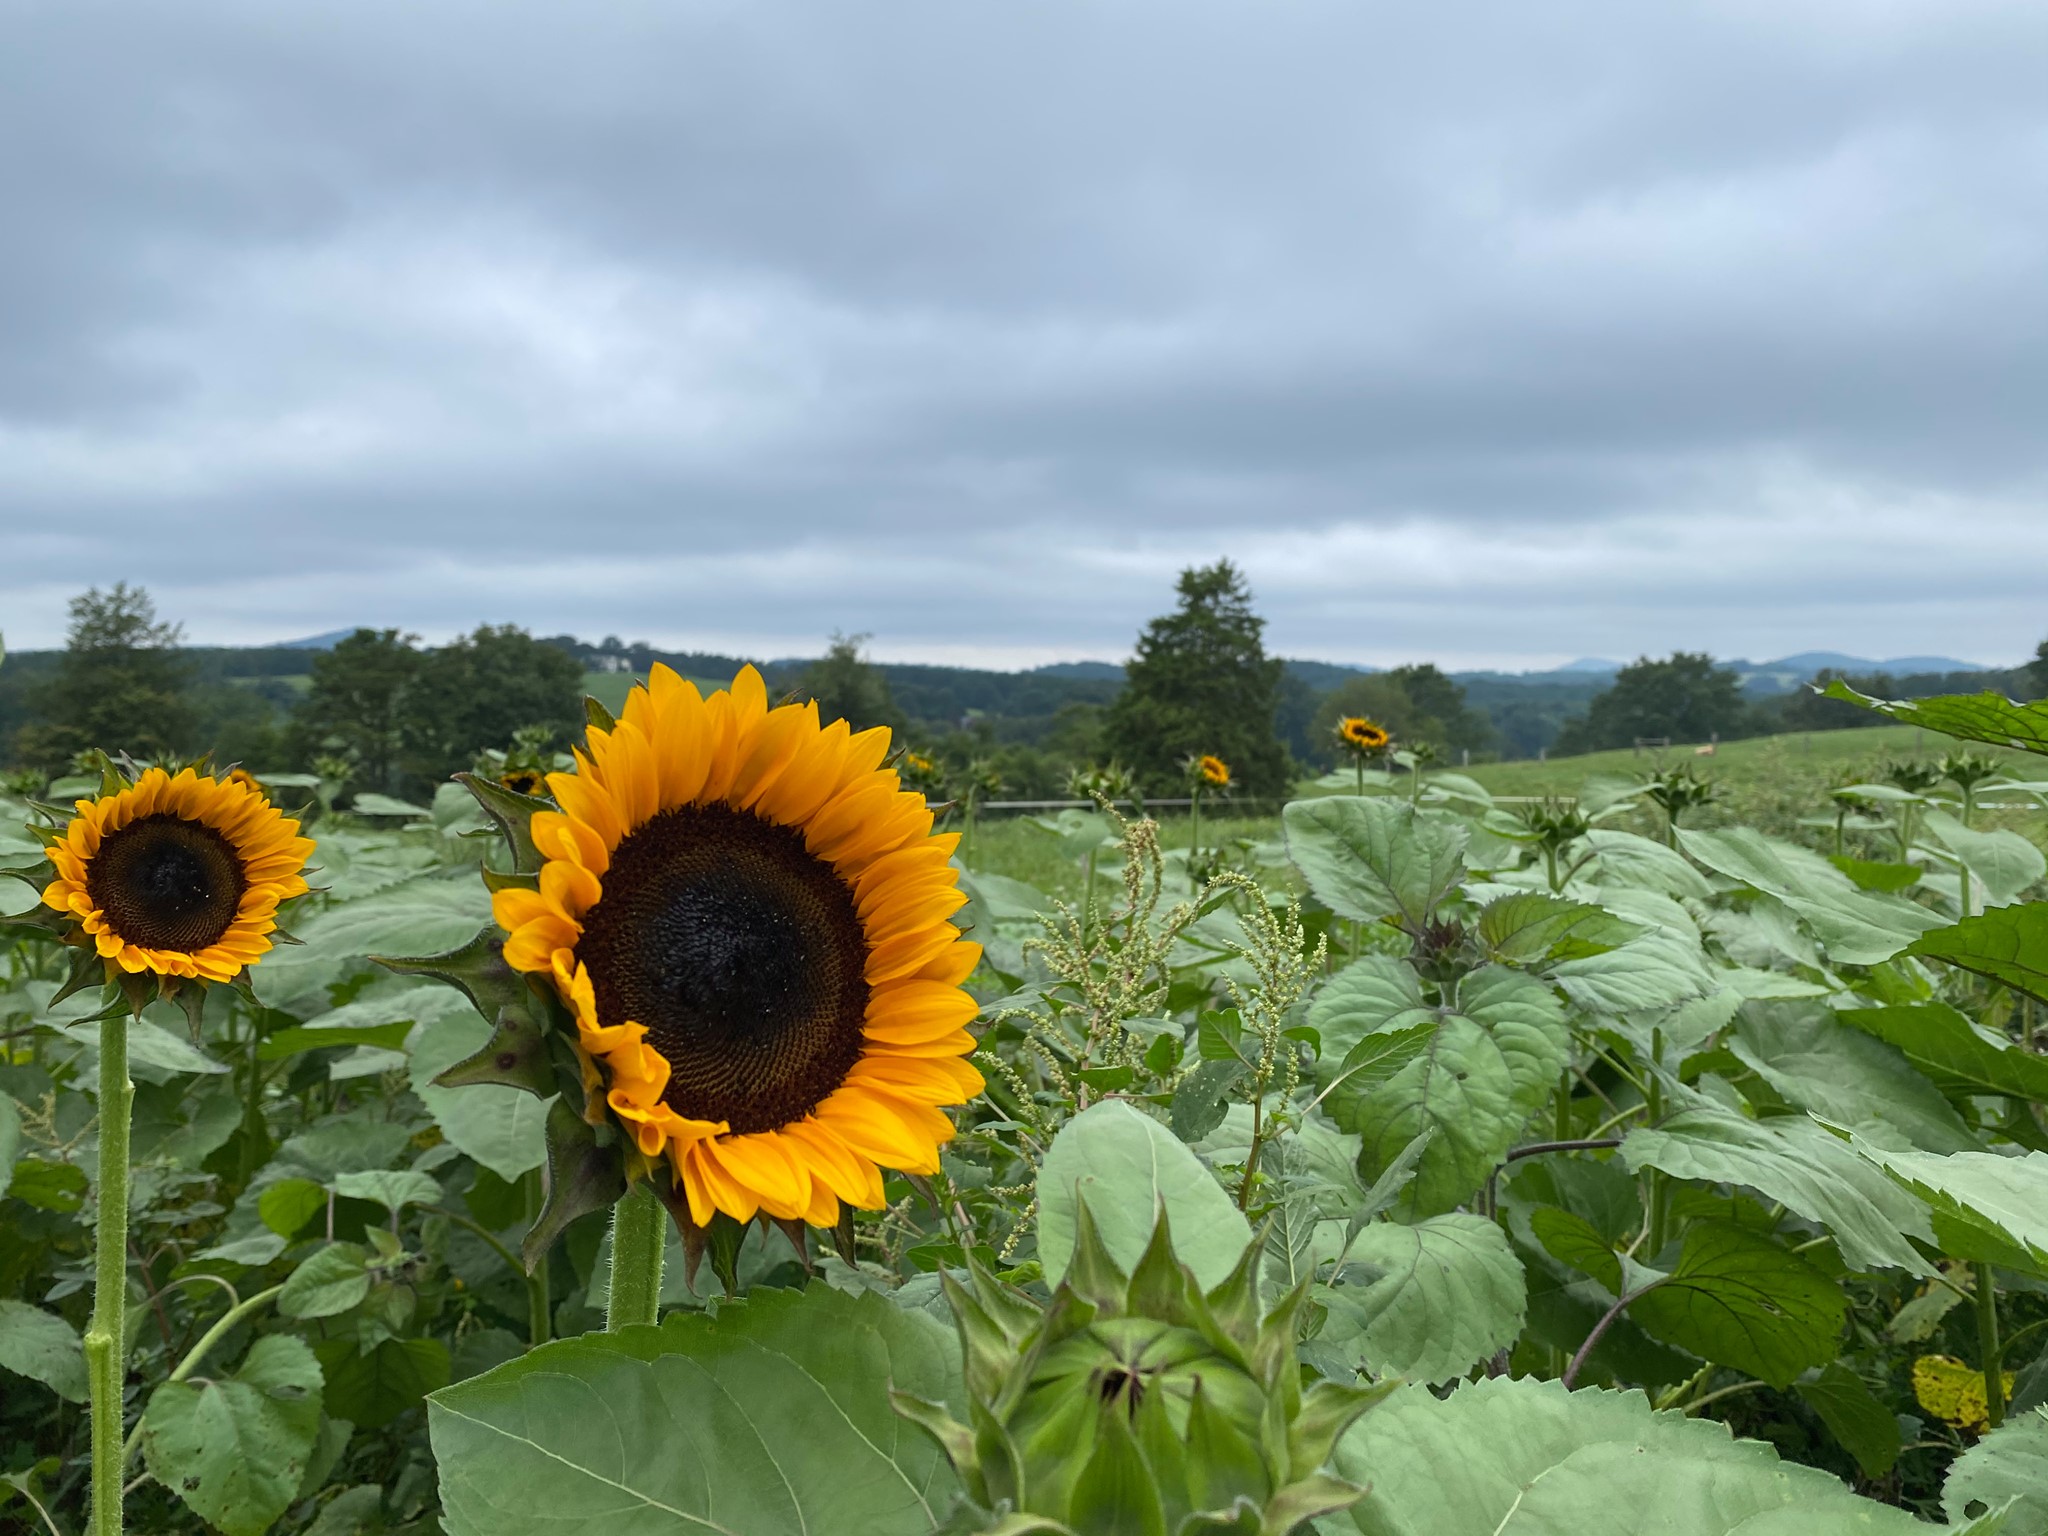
[429,1284,963,1536]
[142,1334,325,1536]
[453,771,547,874]
[370,922,526,1025]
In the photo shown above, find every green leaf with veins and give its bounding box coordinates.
[430,1285,961,1536]
[1844,1138,2048,1273]
[1838,1001,2048,1102]
[1628,1220,1843,1388]
[1728,1002,1976,1154]
[1943,1408,2048,1536]
[1309,956,1432,1076]
[0,1299,87,1402]
[1679,826,1948,965]
[1922,810,2047,908]
[1283,796,1469,928]
[1316,1212,1527,1385]
[1621,1101,1937,1276]
[1794,1362,1901,1480]
[279,1243,373,1320]
[1334,1375,1925,1536]
[1477,892,1642,966]
[1908,903,2048,1006]
[1344,967,1571,1218]
[1817,680,2048,757]
[142,1335,325,1536]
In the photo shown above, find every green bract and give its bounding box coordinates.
[895,1204,1393,1536]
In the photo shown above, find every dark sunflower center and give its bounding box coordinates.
[576,804,870,1135]
[85,813,247,953]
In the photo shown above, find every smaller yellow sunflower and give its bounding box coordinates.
[226,767,266,794]
[40,767,314,981]
[1338,716,1391,752]
[1197,754,1231,788]
[499,768,547,797]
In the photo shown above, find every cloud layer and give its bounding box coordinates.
[4,0,2045,667]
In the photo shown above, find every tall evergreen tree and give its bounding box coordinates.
[21,583,192,766]
[1105,561,1291,796]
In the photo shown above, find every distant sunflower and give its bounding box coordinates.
[226,767,266,794]
[493,665,984,1228]
[499,768,547,797]
[1337,716,1390,752]
[1196,754,1231,788]
[40,767,314,981]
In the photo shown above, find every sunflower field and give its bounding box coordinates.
[3,671,2048,1536]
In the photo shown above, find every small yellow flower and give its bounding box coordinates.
[40,767,314,982]
[1197,754,1231,788]
[1337,716,1390,752]
[499,769,547,797]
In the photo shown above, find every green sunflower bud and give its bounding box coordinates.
[894,1201,1393,1536]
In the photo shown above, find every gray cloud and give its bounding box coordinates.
[3,0,2046,667]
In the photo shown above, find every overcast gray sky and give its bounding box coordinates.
[3,0,2045,670]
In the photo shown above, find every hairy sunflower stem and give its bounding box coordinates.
[1562,1282,1659,1390]
[607,1182,666,1331]
[1974,1259,2005,1430]
[88,1006,135,1536]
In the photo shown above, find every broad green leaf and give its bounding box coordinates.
[1621,1102,1936,1276]
[255,876,495,1014]
[1830,856,1923,894]
[142,1334,324,1536]
[62,1017,229,1076]
[410,1010,552,1181]
[1530,1207,1622,1293]
[329,1168,442,1217]
[430,1286,961,1536]
[276,1116,415,1179]
[1478,892,1641,965]
[1309,956,1431,1075]
[1680,827,1947,965]
[1845,1140,2048,1272]
[1581,829,1715,899]
[279,1243,373,1320]
[1909,903,2048,1006]
[1838,1002,2048,1103]
[260,1020,417,1060]
[1729,1002,1975,1153]
[1038,1101,1251,1291]
[1794,1363,1901,1480]
[1346,967,1571,1217]
[1283,796,1469,928]
[1491,1437,1920,1535]
[1943,1408,2048,1536]
[349,792,431,818]
[0,1299,87,1402]
[1316,1213,1526,1385]
[259,1177,330,1238]
[1321,1022,1437,1133]
[1923,811,2047,909]
[316,1336,449,1430]
[1817,681,2048,758]
[1334,1375,1911,1536]
[1170,1057,1249,1141]
[1629,1221,1843,1387]
[1551,930,1716,1014]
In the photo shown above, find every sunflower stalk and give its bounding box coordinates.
[606,1182,667,1331]
[86,1000,134,1536]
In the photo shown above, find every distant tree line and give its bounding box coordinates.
[6,583,2043,798]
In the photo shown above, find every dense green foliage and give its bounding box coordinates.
[7,673,2048,1533]
[15,585,194,767]
[1106,560,1293,796]
[1553,652,1756,755]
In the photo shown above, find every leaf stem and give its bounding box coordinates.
[523,1168,552,1346]
[1504,1138,1623,1163]
[1561,1282,1659,1389]
[606,1182,666,1331]
[1974,1259,2005,1430]
[119,1284,285,1474]
[86,1006,133,1536]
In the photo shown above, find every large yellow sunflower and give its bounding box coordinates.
[40,767,314,981]
[493,665,985,1229]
